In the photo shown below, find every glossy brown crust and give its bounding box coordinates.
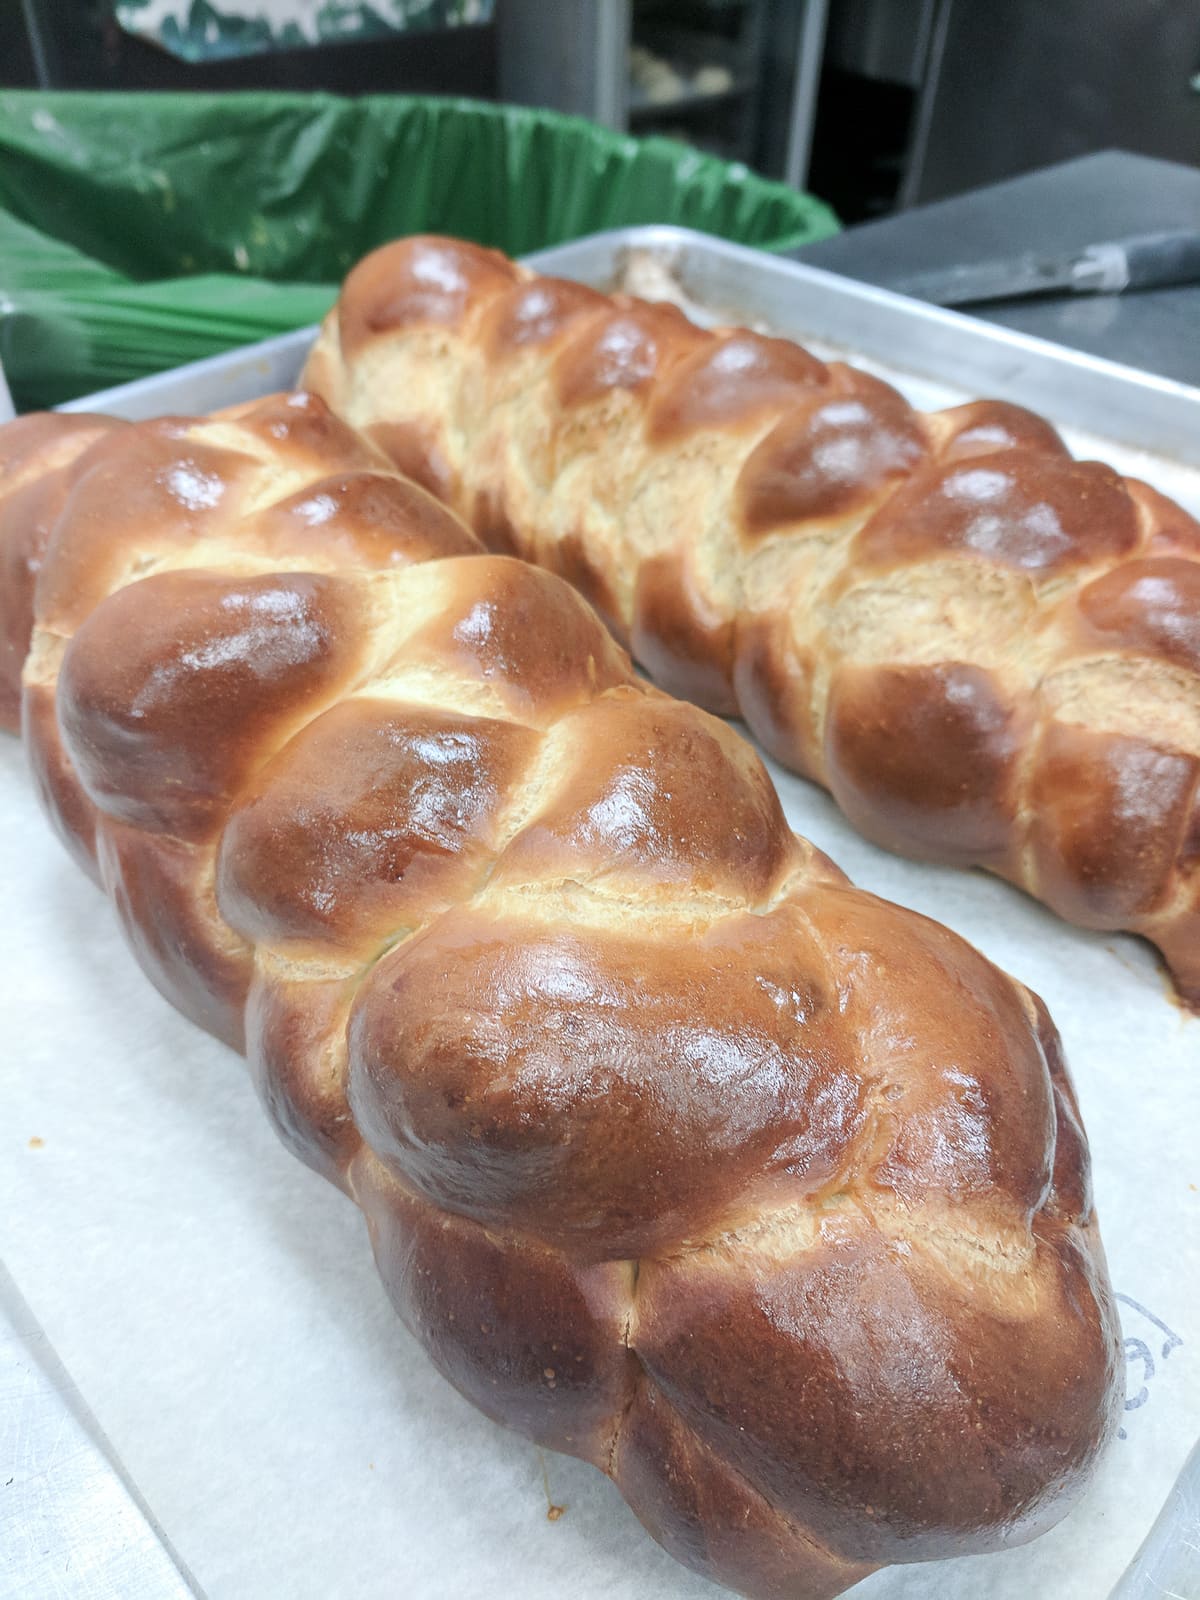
[305,233,1200,1007]
[824,661,1028,867]
[58,569,368,839]
[739,369,928,536]
[0,393,1122,1600]
[0,413,126,726]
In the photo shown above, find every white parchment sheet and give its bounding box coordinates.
[1,359,1197,1600]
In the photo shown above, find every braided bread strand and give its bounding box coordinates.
[0,394,1121,1600]
[303,236,1200,1007]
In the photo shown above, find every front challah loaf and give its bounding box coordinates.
[302,235,1200,1007]
[0,394,1121,1600]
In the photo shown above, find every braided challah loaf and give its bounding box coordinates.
[0,393,1121,1600]
[303,235,1200,1007]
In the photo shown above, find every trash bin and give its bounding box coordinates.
[0,90,839,411]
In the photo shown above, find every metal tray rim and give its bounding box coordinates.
[58,223,1200,479]
[40,223,1200,1600]
[533,222,1200,405]
[527,224,1200,470]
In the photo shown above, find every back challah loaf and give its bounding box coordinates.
[303,234,1200,1007]
[0,394,1121,1600]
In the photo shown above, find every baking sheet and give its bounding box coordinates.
[4,235,1199,1600]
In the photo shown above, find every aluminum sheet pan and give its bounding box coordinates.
[529,225,1200,472]
[8,226,1196,1600]
[57,325,319,423]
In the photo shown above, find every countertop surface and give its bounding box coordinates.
[793,150,1200,389]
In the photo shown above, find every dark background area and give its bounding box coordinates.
[4,0,1200,223]
[1,0,496,96]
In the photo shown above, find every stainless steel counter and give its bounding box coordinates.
[794,150,1200,387]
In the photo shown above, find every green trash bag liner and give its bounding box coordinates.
[0,91,839,411]
[3,276,339,413]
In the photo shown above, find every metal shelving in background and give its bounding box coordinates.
[497,0,828,187]
[498,0,1200,222]
[625,0,767,166]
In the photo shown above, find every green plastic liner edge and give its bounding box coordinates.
[0,90,839,411]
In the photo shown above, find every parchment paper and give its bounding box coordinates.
[1,354,1197,1600]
